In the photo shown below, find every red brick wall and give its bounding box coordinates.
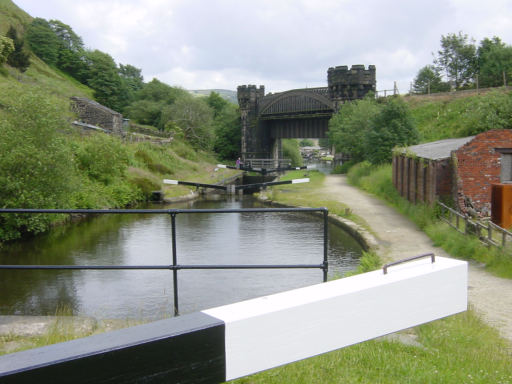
[454,130,512,215]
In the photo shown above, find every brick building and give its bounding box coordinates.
[393,130,512,216]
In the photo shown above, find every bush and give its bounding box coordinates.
[282,139,303,167]
[74,133,130,184]
[0,86,75,240]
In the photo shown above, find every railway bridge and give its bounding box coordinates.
[238,64,376,161]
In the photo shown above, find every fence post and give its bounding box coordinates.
[488,223,492,244]
[170,212,179,316]
[323,209,329,282]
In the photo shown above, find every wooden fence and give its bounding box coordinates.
[437,202,512,249]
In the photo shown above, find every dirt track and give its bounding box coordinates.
[321,174,512,343]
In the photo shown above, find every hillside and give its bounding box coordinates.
[189,89,238,104]
[404,88,512,143]
[0,0,31,35]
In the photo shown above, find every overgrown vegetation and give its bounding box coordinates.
[329,96,418,164]
[0,82,237,243]
[347,162,512,278]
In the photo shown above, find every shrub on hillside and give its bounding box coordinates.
[460,90,512,136]
[74,133,130,184]
[0,86,74,241]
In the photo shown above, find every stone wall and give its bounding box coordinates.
[70,97,123,135]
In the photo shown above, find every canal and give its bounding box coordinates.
[0,197,363,320]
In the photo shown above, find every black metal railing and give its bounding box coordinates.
[0,207,329,316]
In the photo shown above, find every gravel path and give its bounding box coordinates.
[321,174,512,343]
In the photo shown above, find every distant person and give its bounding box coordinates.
[236,157,241,169]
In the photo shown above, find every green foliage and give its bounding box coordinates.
[412,65,451,94]
[348,162,512,277]
[459,90,512,135]
[124,79,188,128]
[213,102,240,160]
[435,31,477,89]
[332,160,356,174]
[477,36,512,87]
[6,25,29,71]
[366,98,418,164]
[299,138,314,147]
[328,96,380,162]
[281,139,303,167]
[74,133,130,184]
[48,19,87,81]
[26,18,59,66]
[0,86,74,240]
[205,91,228,118]
[0,35,13,64]
[83,49,123,111]
[165,94,214,150]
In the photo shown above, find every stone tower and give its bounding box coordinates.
[237,85,265,157]
[327,65,376,111]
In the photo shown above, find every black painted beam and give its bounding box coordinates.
[0,313,225,384]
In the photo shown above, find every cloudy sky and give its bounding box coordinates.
[13,0,512,94]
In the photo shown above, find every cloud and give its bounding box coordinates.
[12,0,512,92]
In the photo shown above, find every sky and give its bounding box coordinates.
[12,0,512,94]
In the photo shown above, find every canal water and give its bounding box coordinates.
[0,197,362,320]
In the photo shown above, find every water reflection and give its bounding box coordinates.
[0,197,362,319]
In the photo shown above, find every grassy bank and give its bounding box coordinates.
[267,170,368,229]
[245,169,512,383]
[347,162,512,279]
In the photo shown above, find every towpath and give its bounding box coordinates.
[320,174,512,343]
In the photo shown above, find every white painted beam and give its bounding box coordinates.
[291,178,309,184]
[162,179,179,185]
[204,256,467,381]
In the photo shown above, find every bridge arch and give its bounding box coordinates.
[259,89,333,117]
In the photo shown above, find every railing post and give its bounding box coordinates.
[323,209,329,282]
[170,212,179,316]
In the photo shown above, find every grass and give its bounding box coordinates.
[232,309,512,384]
[347,162,512,279]
[266,170,368,229]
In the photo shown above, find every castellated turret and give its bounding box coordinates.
[237,85,265,111]
[327,65,376,102]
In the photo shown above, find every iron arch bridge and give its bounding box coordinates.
[238,64,376,161]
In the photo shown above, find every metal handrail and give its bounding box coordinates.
[0,207,329,316]
[382,253,435,275]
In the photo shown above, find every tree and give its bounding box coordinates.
[26,18,59,66]
[6,26,30,71]
[435,32,477,89]
[282,139,303,167]
[164,95,214,149]
[412,65,450,94]
[0,36,14,65]
[119,64,144,93]
[213,103,240,160]
[328,96,381,162]
[83,49,123,111]
[366,98,418,164]
[299,139,315,147]
[477,37,512,88]
[124,79,189,128]
[206,91,228,118]
[48,19,87,79]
